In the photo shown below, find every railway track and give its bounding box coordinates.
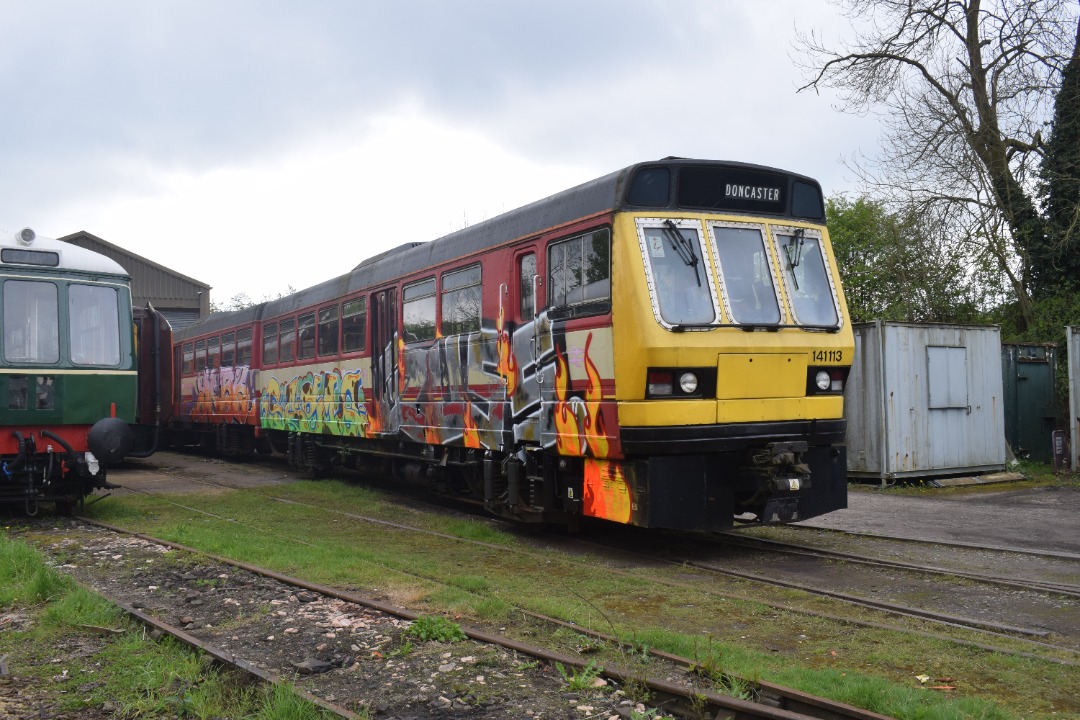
[51,516,893,720]
[105,465,1080,666]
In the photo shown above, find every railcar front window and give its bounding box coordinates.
[711,226,782,325]
[3,280,59,363]
[68,285,122,366]
[774,230,839,327]
[640,224,716,326]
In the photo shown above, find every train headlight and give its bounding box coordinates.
[815,370,831,391]
[679,372,699,394]
[17,227,35,246]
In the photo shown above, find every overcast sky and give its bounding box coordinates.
[2,1,880,304]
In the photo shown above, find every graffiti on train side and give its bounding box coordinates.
[187,366,257,424]
[261,368,370,436]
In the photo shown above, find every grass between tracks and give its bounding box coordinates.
[45,473,1080,720]
[0,535,339,719]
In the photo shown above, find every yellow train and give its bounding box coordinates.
[169,158,853,531]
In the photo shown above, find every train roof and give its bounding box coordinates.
[178,158,821,339]
[1,228,129,277]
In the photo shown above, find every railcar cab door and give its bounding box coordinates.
[369,288,399,435]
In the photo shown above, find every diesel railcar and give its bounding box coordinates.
[171,159,854,532]
[0,228,139,513]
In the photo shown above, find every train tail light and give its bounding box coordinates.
[647,370,674,397]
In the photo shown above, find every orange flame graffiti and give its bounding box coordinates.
[462,400,481,448]
[582,334,609,458]
[583,458,632,523]
[496,302,519,396]
[553,345,584,456]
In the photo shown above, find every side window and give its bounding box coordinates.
[519,253,537,321]
[207,336,220,370]
[548,229,611,309]
[182,342,194,375]
[221,332,235,367]
[318,305,339,357]
[279,318,296,363]
[237,328,253,366]
[297,312,316,360]
[194,339,207,372]
[441,265,482,336]
[2,280,59,363]
[342,298,367,353]
[262,323,278,365]
[403,278,436,343]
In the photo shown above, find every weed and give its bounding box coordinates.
[555,660,604,692]
[389,640,415,657]
[405,614,467,643]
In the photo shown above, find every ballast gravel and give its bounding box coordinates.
[20,519,677,720]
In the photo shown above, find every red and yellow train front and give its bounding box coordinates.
[581,211,853,531]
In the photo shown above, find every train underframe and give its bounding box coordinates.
[1,430,111,516]
[185,418,848,533]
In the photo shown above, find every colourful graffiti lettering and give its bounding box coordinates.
[188,366,257,424]
[261,367,369,436]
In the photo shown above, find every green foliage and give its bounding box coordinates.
[405,614,467,642]
[827,196,988,324]
[555,660,604,692]
[1037,21,1080,296]
[0,538,74,606]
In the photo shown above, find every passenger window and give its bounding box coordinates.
[182,342,194,375]
[318,306,339,356]
[222,332,235,366]
[237,328,253,366]
[519,254,536,321]
[441,265,482,336]
[194,339,207,372]
[342,299,366,353]
[262,323,278,365]
[279,318,296,363]
[403,278,436,343]
[548,229,610,309]
[297,313,316,359]
[207,336,220,369]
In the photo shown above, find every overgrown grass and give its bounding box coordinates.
[0,535,339,719]
[68,478,1080,719]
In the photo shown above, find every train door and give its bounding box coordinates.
[370,288,399,435]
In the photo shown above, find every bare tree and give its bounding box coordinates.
[797,0,1079,328]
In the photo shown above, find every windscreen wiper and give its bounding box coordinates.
[662,220,701,287]
[785,228,805,290]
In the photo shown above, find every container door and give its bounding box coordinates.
[1013,347,1056,463]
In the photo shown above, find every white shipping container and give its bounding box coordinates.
[845,321,1006,482]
